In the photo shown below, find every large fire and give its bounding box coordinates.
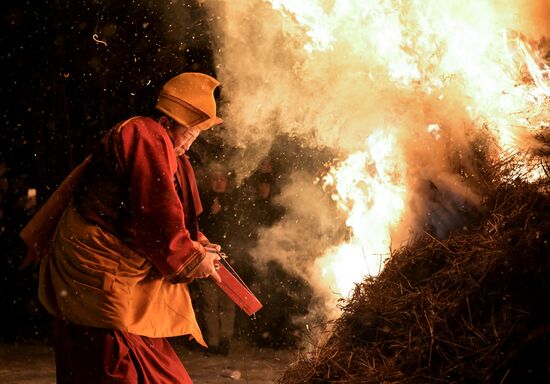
[208,0,550,312]
[319,131,406,296]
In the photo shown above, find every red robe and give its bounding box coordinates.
[22,116,212,382]
[32,117,208,342]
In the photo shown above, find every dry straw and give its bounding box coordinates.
[279,147,550,383]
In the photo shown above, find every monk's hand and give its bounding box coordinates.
[188,250,222,283]
[205,243,221,253]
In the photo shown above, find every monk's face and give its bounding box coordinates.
[172,124,200,155]
[161,116,200,155]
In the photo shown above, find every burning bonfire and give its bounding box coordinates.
[278,152,550,382]
[202,0,550,381]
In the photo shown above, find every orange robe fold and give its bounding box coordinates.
[40,203,205,344]
[20,156,91,268]
[21,116,206,345]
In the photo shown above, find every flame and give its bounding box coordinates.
[267,0,548,149]
[515,37,550,97]
[319,130,407,297]
[205,0,550,314]
[261,0,550,303]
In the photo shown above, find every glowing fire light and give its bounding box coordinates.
[319,131,406,297]
[514,37,550,97]
[261,0,549,303]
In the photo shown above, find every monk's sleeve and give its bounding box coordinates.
[121,121,206,282]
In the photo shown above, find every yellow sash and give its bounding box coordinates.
[39,203,205,345]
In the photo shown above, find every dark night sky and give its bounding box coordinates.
[1,0,217,198]
[0,1,313,345]
[0,0,229,342]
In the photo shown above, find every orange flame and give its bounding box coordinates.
[264,0,549,305]
[202,1,550,318]
[318,130,406,297]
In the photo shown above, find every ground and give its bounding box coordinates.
[0,338,297,383]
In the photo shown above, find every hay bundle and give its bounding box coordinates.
[279,157,550,383]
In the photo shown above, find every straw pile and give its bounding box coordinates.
[279,154,550,383]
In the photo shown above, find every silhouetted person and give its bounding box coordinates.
[196,162,238,356]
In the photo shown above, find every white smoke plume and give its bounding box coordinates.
[194,0,550,317]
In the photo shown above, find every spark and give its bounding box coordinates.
[92,34,108,46]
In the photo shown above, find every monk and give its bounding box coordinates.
[20,72,224,383]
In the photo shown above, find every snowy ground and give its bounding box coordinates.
[0,338,296,384]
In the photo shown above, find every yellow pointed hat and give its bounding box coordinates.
[155,72,223,130]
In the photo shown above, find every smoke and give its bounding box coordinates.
[195,0,550,318]
[252,172,346,275]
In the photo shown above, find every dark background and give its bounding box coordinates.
[0,0,317,346]
[1,0,217,192]
[0,0,224,342]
